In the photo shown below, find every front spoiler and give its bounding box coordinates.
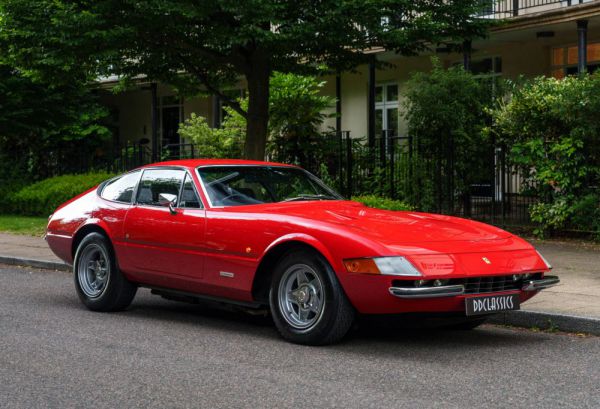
[389,275,560,299]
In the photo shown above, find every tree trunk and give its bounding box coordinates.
[243,54,271,160]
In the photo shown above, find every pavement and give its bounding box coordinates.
[0,231,599,334]
[1,264,599,409]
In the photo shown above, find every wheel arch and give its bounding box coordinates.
[71,221,113,260]
[251,235,338,304]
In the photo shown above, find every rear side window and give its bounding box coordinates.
[136,168,185,206]
[100,171,141,203]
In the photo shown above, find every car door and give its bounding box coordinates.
[123,168,206,281]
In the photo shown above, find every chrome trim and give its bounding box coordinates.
[522,275,560,292]
[389,284,465,299]
[536,250,553,270]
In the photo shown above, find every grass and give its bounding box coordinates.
[0,214,48,236]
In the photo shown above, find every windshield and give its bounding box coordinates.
[197,166,342,207]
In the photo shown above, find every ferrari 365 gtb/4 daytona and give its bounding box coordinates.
[46,160,559,345]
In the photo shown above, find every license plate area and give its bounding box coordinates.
[465,293,520,316]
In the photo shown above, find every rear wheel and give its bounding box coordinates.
[269,249,354,345]
[74,232,137,312]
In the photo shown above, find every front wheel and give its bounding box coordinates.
[74,232,137,312]
[269,249,355,345]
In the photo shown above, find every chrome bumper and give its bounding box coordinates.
[389,275,560,299]
[521,275,560,292]
[388,285,465,299]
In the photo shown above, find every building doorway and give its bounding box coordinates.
[161,96,183,158]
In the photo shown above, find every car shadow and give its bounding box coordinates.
[130,290,550,348]
[47,288,553,353]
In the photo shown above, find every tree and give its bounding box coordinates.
[1,0,490,159]
[0,63,109,182]
[177,72,335,166]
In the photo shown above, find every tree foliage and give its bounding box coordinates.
[178,111,245,159]
[0,62,109,190]
[178,72,335,166]
[267,73,336,166]
[1,0,490,159]
[404,58,492,208]
[489,75,600,236]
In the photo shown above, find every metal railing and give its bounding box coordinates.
[161,143,199,160]
[479,0,591,18]
[318,130,538,227]
[23,132,537,227]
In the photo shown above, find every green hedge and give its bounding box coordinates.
[352,195,413,211]
[6,172,115,216]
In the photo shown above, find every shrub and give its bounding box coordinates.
[267,72,336,169]
[6,172,115,216]
[489,74,600,236]
[178,110,244,159]
[567,193,600,240]
[404,58,493,211]
[352,195,413,211]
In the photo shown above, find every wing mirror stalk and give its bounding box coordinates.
[158,193,178,215]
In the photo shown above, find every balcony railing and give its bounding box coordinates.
[479,0,594,19]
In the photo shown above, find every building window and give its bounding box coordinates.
[551,43,600,78]
[453,56,502,94]
[375,83,399,138]
[471,57,502,95]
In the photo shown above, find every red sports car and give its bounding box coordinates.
[46,159,559,344]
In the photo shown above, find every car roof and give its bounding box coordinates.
[141,159,299,169]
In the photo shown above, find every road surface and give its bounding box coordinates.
[1,264,598,408]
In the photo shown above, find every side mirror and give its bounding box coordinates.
[158,193,178,215]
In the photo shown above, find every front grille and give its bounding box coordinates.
[393,273,543,295]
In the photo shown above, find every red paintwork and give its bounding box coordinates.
[46,159,550,314]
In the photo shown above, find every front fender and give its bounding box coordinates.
[261,233,340,272]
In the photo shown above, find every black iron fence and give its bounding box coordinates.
[479,0,589,19]
[319,130,538,227]
[17,132,538,227]
[24,139,151,179]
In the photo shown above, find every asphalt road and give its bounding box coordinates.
[1,264,599,409]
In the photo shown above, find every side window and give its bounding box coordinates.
[101,171,141,203]
[179,174,202,209]
[136,169,185,207]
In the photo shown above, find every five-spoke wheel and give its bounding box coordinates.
[77,244,110,298]
[278,264,325,330]
[270,249,355,345]
[74,232,137,312]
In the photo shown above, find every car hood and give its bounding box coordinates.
[261,200,512,246]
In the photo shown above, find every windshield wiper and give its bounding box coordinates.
[281,194,335,202]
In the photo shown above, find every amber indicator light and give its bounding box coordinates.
[343,259,380,274]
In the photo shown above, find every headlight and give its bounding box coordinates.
[536,250,552,270]
[344,257,422,277]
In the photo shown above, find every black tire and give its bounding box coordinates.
[73,232,137,312]
[444,317,487,330]
[269,249,355,345]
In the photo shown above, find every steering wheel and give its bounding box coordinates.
[218,193,247,205]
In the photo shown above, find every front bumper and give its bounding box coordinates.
[389,275,560,299]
